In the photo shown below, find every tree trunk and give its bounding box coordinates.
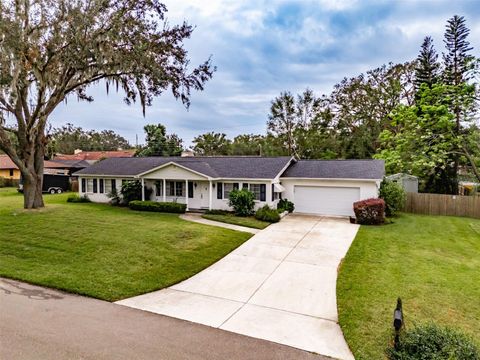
[23,173,45,209]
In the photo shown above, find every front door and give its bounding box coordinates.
[198,182,210,208]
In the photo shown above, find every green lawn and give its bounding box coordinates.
[0,188,251,301]
[202,213,270,229]
[337,213,480,359]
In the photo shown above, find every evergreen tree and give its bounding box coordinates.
[414,36,440,90]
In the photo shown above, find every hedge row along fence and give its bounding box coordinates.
[129,200,187,214]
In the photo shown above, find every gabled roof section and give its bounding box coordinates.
[0,155,17,170]
[74,156,293,179]
[281,159,385,180]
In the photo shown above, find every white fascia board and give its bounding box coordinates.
[273,156,296,182]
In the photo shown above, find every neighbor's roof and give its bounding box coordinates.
[0,155,18,170]
[280,159,385,179]
[44,159,91,169]
[74,156,293,179]
[54,150,135,162]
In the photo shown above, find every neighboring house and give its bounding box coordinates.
[0,155,20,180]
[54,149,135,164]
[44,159,90,176]
[75,156,384,217]
[386,173,419,193]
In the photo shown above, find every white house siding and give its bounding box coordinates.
[142,164,207,181]
[211,181,278,211]
[280,178,380,216]
[78,176,132,203]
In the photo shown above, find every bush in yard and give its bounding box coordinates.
[353,198,385,225]
[277,198,294,213]
[128,200,186,213]
[228,189,255,216]
[107,187,121,206]
[387,323,479,360]
[379,179,406,217]
[255,205,281,223]
[66,194,91,203]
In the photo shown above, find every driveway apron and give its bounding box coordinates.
[117,214,359,360]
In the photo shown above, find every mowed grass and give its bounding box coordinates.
[202,213,270,229]
[337,213,480,359]
[0,188,251,301]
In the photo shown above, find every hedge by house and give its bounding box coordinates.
[277,198,294,213]
[67,194,91,203]
[353,198,385,225]
[129,200,186,214]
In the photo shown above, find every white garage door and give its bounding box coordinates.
[294,186,360,216]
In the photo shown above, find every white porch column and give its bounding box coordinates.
[141,178,145,201]
[163,179,166,202]
[185,180,189,211]
[209,180,213,210]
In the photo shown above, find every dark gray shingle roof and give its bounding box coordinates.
[74,156,293,179]
[281,159,385,179]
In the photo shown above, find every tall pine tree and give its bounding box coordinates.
[442,15,476,193]
[414,36,440,90]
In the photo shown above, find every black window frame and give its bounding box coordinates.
[111,179,116,192]
[93,179,98,193]
[217,182,223,199]
[175,182,183,197]
[260,184,266,202]
[99,179,104,194]
[9,169,14,177]
[81,178,86,192]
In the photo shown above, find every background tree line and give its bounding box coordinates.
[191,15,479,194]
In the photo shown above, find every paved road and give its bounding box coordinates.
[118,215,358,360]
[0,278,327,360]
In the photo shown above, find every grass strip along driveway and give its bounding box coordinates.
[202,213,270,229]
[0,188,251,301]
[337,213,480,359]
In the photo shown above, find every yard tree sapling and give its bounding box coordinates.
[0,0,214,209]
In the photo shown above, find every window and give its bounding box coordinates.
[99,179,104,194]
[175,182,183,196]
[93,179,98,193]
[9,169,14,177]
[167,181,184,197]
[87,179,93,193]
[247,183,266,201]
[223,183,239,199]
[155,181,163,196]
[104,179,112,194]
[81,178,86,193]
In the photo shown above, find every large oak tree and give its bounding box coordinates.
[0,0,214,208]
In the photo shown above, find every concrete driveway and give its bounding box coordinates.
[117,214,359,360]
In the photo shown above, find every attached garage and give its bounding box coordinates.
[280,159,385,217]
[294,186,360,216]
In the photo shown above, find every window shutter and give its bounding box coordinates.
[233,183,239,190]
[81,178,86,192]
[93,179,98,193]
[260,184,266,201]
[99,179,104,194]
[188,182,194,198]
[272,184,274,201]
[111,179,116,192]
[217,182,223,199]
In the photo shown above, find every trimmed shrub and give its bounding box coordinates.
[121,180,142,204]
[353,198,385,225]
[277,198,294,213]
[0,177,19,188]
[379,179,406,217]
[129,200,186,214]
[387,323,479,360]
[255,205,281,223]
[66,194,91,203]
[228,189,255,217]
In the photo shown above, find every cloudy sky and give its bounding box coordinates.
[49,0,480,147]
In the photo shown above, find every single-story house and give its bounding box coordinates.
[0,154,20,180]
[74,156,385,217]
[54,149,135,164]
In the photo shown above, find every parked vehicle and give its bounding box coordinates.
[18,174,70,194]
